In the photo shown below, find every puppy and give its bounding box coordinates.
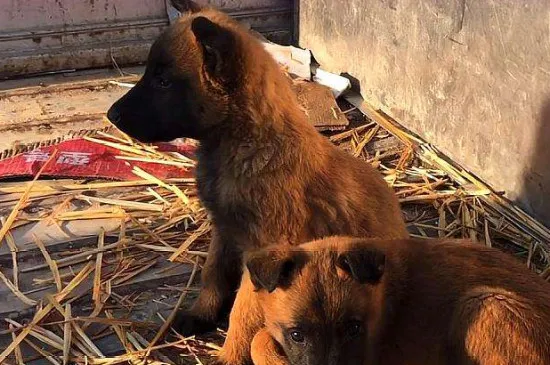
[106,0,408,335]
[217,237,550,365]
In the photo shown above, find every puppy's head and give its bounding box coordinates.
[246,237,390,365]
[107,2,260,142]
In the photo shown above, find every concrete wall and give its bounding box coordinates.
[299,0,550,227]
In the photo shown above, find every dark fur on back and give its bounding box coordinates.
[218,237,550,365]
[107,1,408,334]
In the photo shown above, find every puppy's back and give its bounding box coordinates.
[384,239,550,365]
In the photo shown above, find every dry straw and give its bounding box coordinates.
[0,102,548,364]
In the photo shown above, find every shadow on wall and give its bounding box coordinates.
[342,70,550,229]
[520,97,550,229]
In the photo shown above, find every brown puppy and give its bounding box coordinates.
[106,1,408,335]
[217,237,550,365]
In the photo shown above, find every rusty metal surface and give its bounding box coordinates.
[298,0,550,227]
[0,0,294,78]
[1,0,166,32]
[0,68,140,153]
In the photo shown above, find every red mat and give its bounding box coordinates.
[0,138,197,181]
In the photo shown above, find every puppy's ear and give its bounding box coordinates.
[246,248,305,293]
[169,0,202,13]
[191,16,236,82]
[336,247,385,284]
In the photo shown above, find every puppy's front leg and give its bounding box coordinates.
[216,273,264,365]
[175,229,242,335]
[251,328,289,365]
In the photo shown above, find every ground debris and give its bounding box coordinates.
[0,98,548,364]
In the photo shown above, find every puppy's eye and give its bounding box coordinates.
[289,330,305,343]
[154,76,172,89]
[346,321,363,338]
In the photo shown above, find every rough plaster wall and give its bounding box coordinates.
[299,0,550,226]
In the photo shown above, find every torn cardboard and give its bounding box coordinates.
[292,80,349,131]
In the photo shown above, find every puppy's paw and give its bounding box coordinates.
[172,310,218,337]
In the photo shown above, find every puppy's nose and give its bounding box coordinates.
[107,106,121,124]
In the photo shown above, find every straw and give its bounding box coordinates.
[0,150,57,247]
[1,97,549,364]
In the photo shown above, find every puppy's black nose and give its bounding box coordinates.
[107,106,121,124]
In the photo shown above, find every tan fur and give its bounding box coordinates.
[251,328,287,365]
[216,237,550,365]
[156,3,409,331]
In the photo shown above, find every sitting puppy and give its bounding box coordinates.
[217,237,550,365]
[106,0,408,335]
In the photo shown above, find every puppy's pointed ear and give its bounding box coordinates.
[336,247,385,284]
[191,16,236,81]
[246,248,305,293]
[169,0,202,13]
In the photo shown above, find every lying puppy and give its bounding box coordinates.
[107,0,408,335]
[218,237,550,365]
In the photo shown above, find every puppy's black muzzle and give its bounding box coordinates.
[107,105,121,125]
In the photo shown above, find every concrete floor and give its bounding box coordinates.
[0,67,143,153]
